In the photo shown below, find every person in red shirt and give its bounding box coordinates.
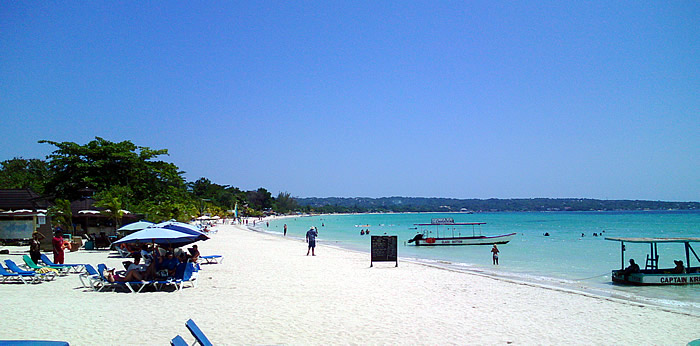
[52,230,65,264]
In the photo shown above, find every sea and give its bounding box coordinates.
[261,211,700,314]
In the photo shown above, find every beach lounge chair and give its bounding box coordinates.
[94,264,112,292]
[40,254,85,273]
[185,319,213,346]
[176,262,198,290]
[115,246,137,258]
[150,262,198,292]
[199,255,224,264]
[170,335,188,346]
[78,264,102,289]
[0,341,69,345]
[4,260,57,281]
[0,263,39,284]
[22,255,68,275]
[95,264,151,293]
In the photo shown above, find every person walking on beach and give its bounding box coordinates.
[306,226,318,256]
[491,244,499,265]
[283,224,287,236]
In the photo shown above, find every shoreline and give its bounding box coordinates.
[1,223,698,344]
[247,222,700,317]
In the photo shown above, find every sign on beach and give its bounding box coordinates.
[371,235,398,267]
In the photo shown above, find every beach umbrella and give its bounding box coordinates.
[112,227,206,247]
[151,221,207,237]
[117,221,154,231]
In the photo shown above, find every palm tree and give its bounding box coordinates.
[48,199,73,230]
[96,196,125,228]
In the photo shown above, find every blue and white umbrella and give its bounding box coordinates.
[151,221,207,237]
[112,227,207,247]
[117,220,154,232]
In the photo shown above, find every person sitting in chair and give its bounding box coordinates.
[622,259,640,279]
[104,267,143,282]
[127,254,147,274]
[160,251,180,277]
[188,245,200,262]
[672,260,686,274]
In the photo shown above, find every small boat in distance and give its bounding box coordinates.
[605,237,700,285]
[408,218,516,246]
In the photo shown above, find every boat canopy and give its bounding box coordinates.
[414,222,486,226]
[605,237,700,244]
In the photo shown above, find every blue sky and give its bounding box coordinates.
[1,2,698,201]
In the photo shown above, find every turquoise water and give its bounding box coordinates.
[263,211,700,313]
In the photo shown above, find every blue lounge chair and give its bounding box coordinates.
[78,264,102,289]
[185,319,213,346]
[170,335,188,346]
[0,341,69,345]
[200,255,224,264]
[94,264,110,291]
[95,264,150,293]
[0,264,38,284]
[22,255,68,274]
[176,262,198,290]
[4,260,57,281]
[150,262,198,292]
[40,254,85,273]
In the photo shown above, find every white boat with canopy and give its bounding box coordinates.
[407,218,516,246]
[605,237,700,285]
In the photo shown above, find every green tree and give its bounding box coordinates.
[39,137,188,204]
[95,196,125,228]
[0,158,51,195]
[274,191,299,214]
[48,199,73,230]
[189,177,248,213]
[140,200,197,223]
[247,188,273,211]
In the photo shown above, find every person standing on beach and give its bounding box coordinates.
[29,231,44,264]
[52,230,65,264]
[306,226,318,256]
[283,224,287,236]
[491,244,499,265]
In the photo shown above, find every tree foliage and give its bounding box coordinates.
[0,138,305,220]
[247,188,273,211]
[188,178,247,215]
[39,137,186,203]
[94,196,125,228]
[48,199,73,229]
[274,191,298,214]
[0,158,51,195]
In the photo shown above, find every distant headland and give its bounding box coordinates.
[295,197,699,213]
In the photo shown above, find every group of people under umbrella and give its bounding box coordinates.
[108,221,210,283]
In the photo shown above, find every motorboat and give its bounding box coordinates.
[605,237,700,285]
[408,218,516,246]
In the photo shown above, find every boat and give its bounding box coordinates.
[407,218,516,246]
[605,237,700,285]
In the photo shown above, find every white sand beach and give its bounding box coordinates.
[1,223,698,345]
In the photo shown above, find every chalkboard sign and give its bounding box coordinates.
[371,235,398,267]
